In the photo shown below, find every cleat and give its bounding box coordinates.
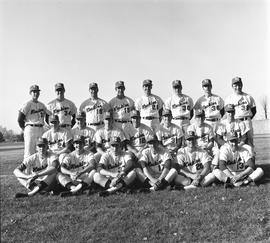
[99,190,110,197]
[138,187,151,193]
[184,184,197,190]
[70,183,83,194]
[15,193,28,198]
[60,191,72,197]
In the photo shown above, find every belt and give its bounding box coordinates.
[89,122,104,126]
[142,116,157,120]
[114,119,129,123]
[206,118,219,122]
[60,124,71,128]
[238,117,250,121]
[27,124,43,127]
[173,117,189,120]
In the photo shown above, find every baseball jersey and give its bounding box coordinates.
[194,94,224,119]
[187,123,214,149]
[156,123,184,151]
[225,92,256,119]
[135,94,164,118]
[20,100,51,125]
[79,98,110,125]
[109,96,135,121]
[140,147,172,169]
[176,147,211,174]
[18,151,58,178]
[71,126,95,146]
[94,127,126,151]
[216,120,248,141]
[126,124,154,149]
[219,143,252,172]
[99,150,132,173]
[47,98,77,126]
[42,128,73,153]
[164,94,194,119]
[61,149,96,172]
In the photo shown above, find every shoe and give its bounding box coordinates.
[138,187,151,193]
[151,180,167,191]
[99,190,110,197]
[15,192,28,198]
[70,183,83,194]
[184,184,197,190]
[172,185,183,191]
[60,191,72,197]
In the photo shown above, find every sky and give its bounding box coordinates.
[1,0,269,133]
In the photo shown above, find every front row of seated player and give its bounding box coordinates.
[14,129,264,198]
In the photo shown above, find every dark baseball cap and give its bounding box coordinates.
[172,80,182,88]
[29,85,41,93]
[227,133,238,141]
[36,138,48,146]
[76,112,86,120]
[202,79,212,86]
[185,132,196,141]
[142,79,152,86]
[162,109,172,117]
[55,83,65,90]
[89,82,98,89]
[115,81,125,88]
[232,77,242,85]
[225,104,235,113]
[130,110,140,118]
[110,136,121,145]
[195,109,205,117]
[49,115,59,123]
[73,135,85,144]
[104,112,112,120]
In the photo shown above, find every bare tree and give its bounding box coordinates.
[260,95,268,119]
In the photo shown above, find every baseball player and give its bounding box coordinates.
[216,104,248,148]
[93,137,137,197]
[47,83,77,130]
[94,112,127,157]
[71,112,96,153]
[160,133,216,190]
[57,136,97,196]
[136,135,173,191]
[79,82,110,131]
[164,80,194,135]
[194,79,224,131]
[213,133,264,188]
[135,79,164,133]
[225,77,256,149]
[18,85,51,158]
[109,81,135,133]
[126,110,154,160]
[42,115,73,161]
[13,138,59,198]
[156,109,184,158]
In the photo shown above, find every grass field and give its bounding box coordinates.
[1,138,270,242]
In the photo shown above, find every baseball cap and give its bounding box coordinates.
[104,112,112,120]
[142,79,152,86]
[225,104,235,113]
[49,115,59,123]
[195,109,205,117]
[29,85,41,93]
[73,136,85,144]
[185,132,196,141]
[55,83,65,91]
[172,80,182,88]
[146,135,158,144]
[89,82,98,89]
[227,133,238,141]
[36,138,48,146]
[232,77,242,85]
[110,136,121,145]
[76,112,86,120]
[115,81,125,88]
[162,109,172,117]
[202,79,212,86]
[130,110,140,118]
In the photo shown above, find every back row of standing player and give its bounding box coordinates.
[18,76,256,161]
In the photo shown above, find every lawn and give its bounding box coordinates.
[1,138,270,242]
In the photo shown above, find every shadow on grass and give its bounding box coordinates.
[259,163,270,184]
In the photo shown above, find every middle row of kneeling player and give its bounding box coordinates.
[56,130,264,197]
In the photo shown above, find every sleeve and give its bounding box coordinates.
[19,102,30,115]
[201,151,212,165]
[219,146,228,162]
[43,103,52,116]
[164,97,171,110]
[139,149,149,168]
[71,102,77,116]
[103,101,110,113]
[65,130,73,143]
[250,95,256,108]
[193,98,201,110]
[189,97,194,109]
[158,96,164,110]
[176,153,185,166]
[98,153,109,168]
[216,124,224,136]
[61,154,72,167]
[134,98,140,111]
[239,121,249,135]
[177,127,184,138]
[219,97,225,109]
[93,130,102,144]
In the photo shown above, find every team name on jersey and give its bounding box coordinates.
[53,106,71,114]
[48,139,64,145]
[30,109,44,114]
[66,162,86,170]
[183,158,203,170]
[142,100,158,109]
[113,103,130,112]
[203,101,219,109]
[86,104,103,112]
[172,100,190,109]
[33,164,48,172]
[146,159,162,167]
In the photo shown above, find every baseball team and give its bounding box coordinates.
[14,77,265,198]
